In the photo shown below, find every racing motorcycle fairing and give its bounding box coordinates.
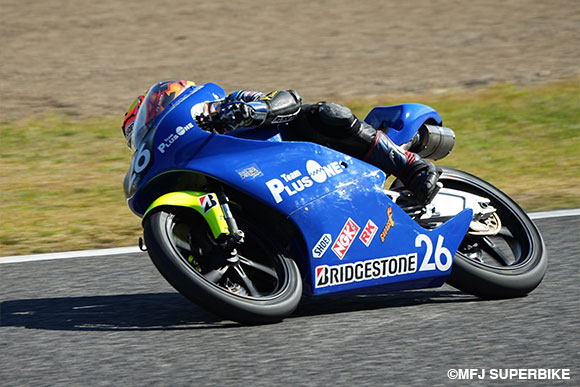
[364,103,442,146]
[124,82,226,209]
[275,156,472,295]
[125,83,473,296]
[126,82,382,217]
[292,191,472,295]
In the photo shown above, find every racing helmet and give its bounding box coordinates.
[122,92,146,149]
[130,80,196,151]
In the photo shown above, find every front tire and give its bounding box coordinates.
[143,208,302,324]
[439,168,548,298]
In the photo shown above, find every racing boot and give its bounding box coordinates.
[365,131,441,204]
[288,102,441,204]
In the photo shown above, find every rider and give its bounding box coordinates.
[122,80,441,204]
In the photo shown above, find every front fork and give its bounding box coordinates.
[217,191,244,245]
[143,189,238,243]
[141,188,246,259]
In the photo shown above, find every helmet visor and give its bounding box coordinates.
[132,80,194,151]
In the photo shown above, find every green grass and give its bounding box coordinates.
[0,116,142,256]
[1,80,578,256]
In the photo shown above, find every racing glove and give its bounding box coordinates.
[196,100,267,133]
[195,90,301,133]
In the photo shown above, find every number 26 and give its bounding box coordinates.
[415,234,453,272]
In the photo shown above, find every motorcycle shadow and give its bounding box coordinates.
[294,288,478,318]
[0,289,479,330]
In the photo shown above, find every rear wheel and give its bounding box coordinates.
[143,208,302,324]
[439,168,547,298]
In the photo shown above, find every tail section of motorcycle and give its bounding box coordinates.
[366,105,547,300]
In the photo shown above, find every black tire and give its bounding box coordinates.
[439,168,547,298]
[143,208,302,324]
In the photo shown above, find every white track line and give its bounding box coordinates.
[1,208,578,264]
[528,208,580,219]
[0,246,142,264]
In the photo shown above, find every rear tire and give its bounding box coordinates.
[439,168,547,298]
[143,208,302,324]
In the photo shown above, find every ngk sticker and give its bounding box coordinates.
[332,218,360,260]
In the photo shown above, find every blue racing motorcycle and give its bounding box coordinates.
[124,83,547,324]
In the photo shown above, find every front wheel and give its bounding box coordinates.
[143,208,302,324]
[439,168,548,298]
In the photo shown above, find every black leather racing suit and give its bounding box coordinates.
[219,89,440,203]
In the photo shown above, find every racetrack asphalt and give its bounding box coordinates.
[0,215,578,386]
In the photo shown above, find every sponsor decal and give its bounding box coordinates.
[359,219,378,247]
[379,206,395,243]
[312,233,332,258]
[265,159,344,204]
[316,233,453,288]
[281,169,301,182]
[315,253,418,288]
[236,164,263,180]
[157,122,194,154]
[306,160,330,183]
[199,193,219,214]
[331,218,360,259]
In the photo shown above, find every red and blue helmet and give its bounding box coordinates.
[122,80,195,150]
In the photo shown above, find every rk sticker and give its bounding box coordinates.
[359,220,378,247]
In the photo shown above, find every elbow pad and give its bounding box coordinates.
[261,90,302,124]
